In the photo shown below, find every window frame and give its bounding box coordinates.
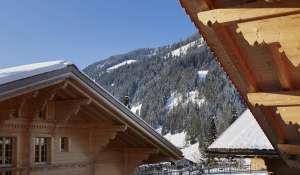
[0,137,14,167]
[60,137,69,152]
[34,137,49,164]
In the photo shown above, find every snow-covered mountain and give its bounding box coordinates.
[84,34,245,159]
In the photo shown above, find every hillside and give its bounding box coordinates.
[83,34,245,160]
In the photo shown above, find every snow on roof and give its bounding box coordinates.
[209,109,274,151]
[164,132,187,149]
[163,131,202,163]
[0,60,71,86]
[182,142,202,163]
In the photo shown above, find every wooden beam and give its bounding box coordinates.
[269,43,294,90]
[261,107,287,144]
[50,98,91,135]
[213,25,258,92]
[94,124,127,133]
[248,90,300,106]
[236,13,300,66]
[278,144,300,155]
[126,148,159,175]
[276,106,300,125]
[54,98,91,122]
[197,1,300,26]
[89,124,128,161]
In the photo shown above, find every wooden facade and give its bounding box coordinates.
[0,62,182,175]
[180,0,300,174]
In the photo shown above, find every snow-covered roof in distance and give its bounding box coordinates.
[209,109,274,154]
[0,60,71,85]
[162,131,202,163]
[164,132,187,149]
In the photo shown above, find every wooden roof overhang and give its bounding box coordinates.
[180,0,300,168]
[0,64,183,164]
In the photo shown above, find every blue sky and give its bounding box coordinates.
[0,0,196,69]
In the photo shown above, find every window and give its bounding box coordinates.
[0,137,13,166]
[34,138,48,163]
[60,137,69,152]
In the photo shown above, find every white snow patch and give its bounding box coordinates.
[164,132,187,149]
[185,90,205,107]
[106,60,137,72]
[197,70,208,80]
[166,91,205,111]
[170,41,197,57]
[96,63,105,69]
[155,127,162,134]
[182,142,202,163]
[163,131,202,163]
[0,60,71,85]
[131,103,142,116]
[169,41,205,57]
[166,92,183,110]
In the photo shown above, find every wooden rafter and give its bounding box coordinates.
[89,124,128,161]
[51,98,91,135]
[276,106,300,125]
[269,43,294,90]
[236,13,300,66]
[278,144,300,155]
[197,1,300,26]
[248,90,300,106]
[213,26,258,92]
[54,99,91,122]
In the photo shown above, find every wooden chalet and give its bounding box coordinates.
[0,61,182,175]
[180,0,300,174]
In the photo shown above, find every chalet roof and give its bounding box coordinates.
[208,109,276,156]
[0,60,183,161]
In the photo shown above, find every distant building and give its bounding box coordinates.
[208,109,277,171]
[0,61,182,175]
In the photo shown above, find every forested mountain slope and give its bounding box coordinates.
[83,34,245,157]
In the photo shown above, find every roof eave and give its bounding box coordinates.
[207,148,278,158]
